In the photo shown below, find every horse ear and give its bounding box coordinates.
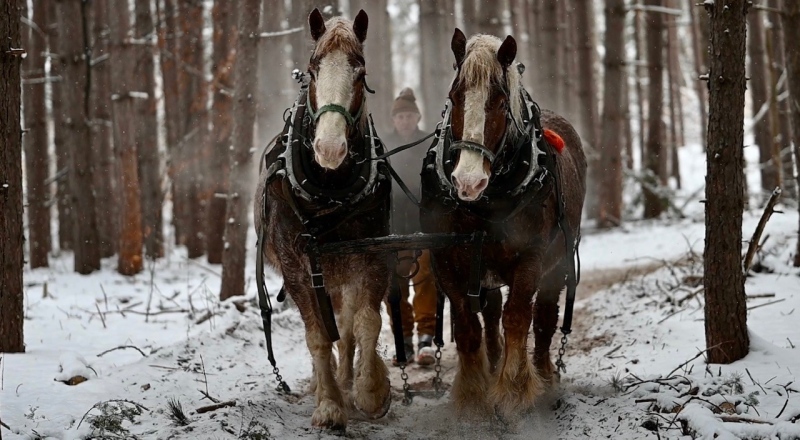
[309,8,326,41]
[497,35,517,69]
[451,28,467,67]
[353,9,368,43]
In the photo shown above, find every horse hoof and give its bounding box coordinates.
[354,390,391,420]
[312,399,347,431]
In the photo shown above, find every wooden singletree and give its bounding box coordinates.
[108,3,144,276]
[22,0,51,268]
[1,0,25,353]
[220,0,259,300]
[782,0,800,267]
[59,0,101,273]
[704,0,749,364]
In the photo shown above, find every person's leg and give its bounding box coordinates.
[411,250,438,365]
[386,251,415,365]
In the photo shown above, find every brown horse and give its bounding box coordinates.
[420,30,587,420]
[253,9,392,430]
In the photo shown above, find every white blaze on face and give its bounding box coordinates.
[452,87,491,201]
[313,50,353,170]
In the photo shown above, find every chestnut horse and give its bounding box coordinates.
[254,9,391,430]
[420,30,587,419]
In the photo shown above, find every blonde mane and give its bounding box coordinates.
[457,35,524,132]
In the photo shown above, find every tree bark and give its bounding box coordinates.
[420,0,455,128]
[781,0,800,267]
[108,1,144,276]
[575,0,599,220]
[22,0,51,268]
[1,0,25,353]
[46,1,73,252]
[91,0,117,258]
[633,3,646,164]
[643,0,667,219]
[704,0,749,364]
[666,3,682,189]
[351,0,393,134]
[220,0,260,301]
[689,0,709,149]
[157,0,182,246]
[764,25,784,199]
[206,0,238,265]
[255,0,289,150]
[747,9,776,194]
[178,0,207,258]
[289,0,318,72]
[595,0,625,228]
[541,0,562,114]
[768,0,796,200]
[134,0,163,259]
[58,0,101,273]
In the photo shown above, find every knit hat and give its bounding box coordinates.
[391,87,421,116]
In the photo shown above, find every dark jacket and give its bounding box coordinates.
[384,128,428,235]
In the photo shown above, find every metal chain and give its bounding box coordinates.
[432,344,444,397]
[400,364,412,405]
[554,333,569,374]
[273,366,291,393]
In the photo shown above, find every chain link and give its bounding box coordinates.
[400,364,412,405]
[273,366,291,393]
[554,334,569,374]
[432,344,444,396]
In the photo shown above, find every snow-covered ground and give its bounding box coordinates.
[3,143,800,439]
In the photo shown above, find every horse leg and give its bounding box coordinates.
[489,266,544,419]
[482,287,503,374]
[450,298,492,415]
[351,269,391,419]
[532,288,561,385]
[291,284,347,430]
[333,288,356,403]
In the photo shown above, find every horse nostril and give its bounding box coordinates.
[475,177,489,192]
[451,174,461,189]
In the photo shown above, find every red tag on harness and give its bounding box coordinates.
[543,129,565,153]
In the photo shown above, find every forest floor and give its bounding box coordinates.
[3,145,800,440]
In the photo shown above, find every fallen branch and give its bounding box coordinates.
[196,400,236,414]
[667,343,725,379]
[0,418,10,430]
[743,187,781,274]
[97,345,147,358]
[747,298,786,311]
[95,303,107,329]
[718,415,772,425]
[746,293,776,299]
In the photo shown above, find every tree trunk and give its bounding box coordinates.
[46,1,73,252]
[704,0,749,364]
[747,9,776,195]
[768,0,796,200]
[59,0,100,273]
[351,0,393,134]
[220,0,260,301]
[290,0,320,72]
[633,3,646,166]
[643,0,666,219]
[666,4,681,189]
[781,0,800,267]
[206,0,238,265]
[178,0,207,258]
[157,0,182,246]
[764,27,784,199]
[689,0,709,148]
[541,0,562,114]
[595,0,625,229]
[91,0,117,258]
[575,0,599,220]
[22,0,51,268]
[462,0,476,36]
[1,0,25,353]
[475,0,504,36]
[255,0,289,149]
[108,2,144,276]
[134,0,163,259]
[509,0,530,89]
[419,0,455,128]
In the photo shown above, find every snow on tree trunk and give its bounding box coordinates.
[703,0,749,364]
[58,0,101,274]
[1,0,25,353]
[220,0,259,301]
[642,0,666,219]
[781,0,800,267]
[109,4,144,276]
[22,0,51,268]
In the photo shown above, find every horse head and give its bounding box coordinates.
[447,29,522,201]
[306,8,370,170]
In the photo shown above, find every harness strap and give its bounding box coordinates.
[373,130,437,160]
[451,139,497,164]
[387,255,408,364]
[467,231,485,313]
[305,240,341,343]
[306,91,364,127]
[384,161,421,208]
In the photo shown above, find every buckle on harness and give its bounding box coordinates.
[311,272,324,289]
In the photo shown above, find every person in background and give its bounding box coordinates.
[384,87,438,366]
